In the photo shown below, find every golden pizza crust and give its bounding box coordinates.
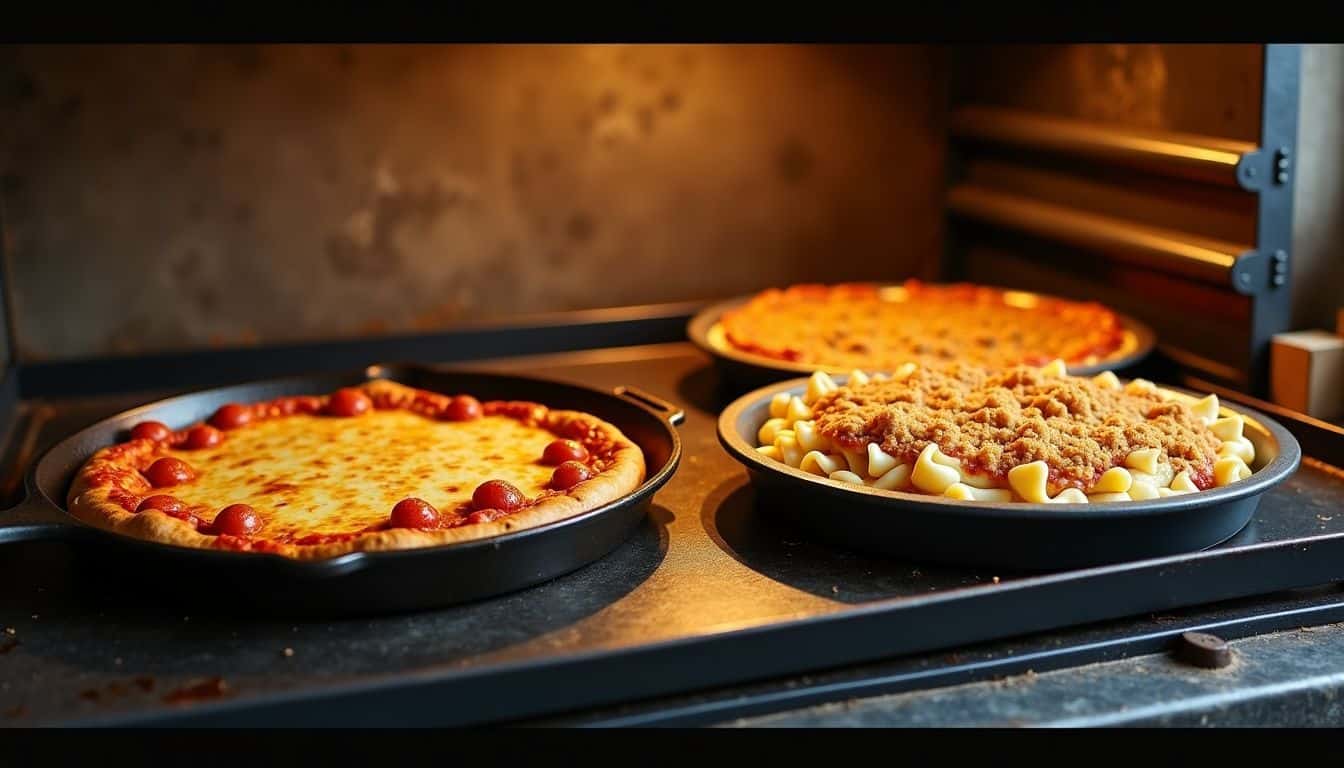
[66,382,647,559]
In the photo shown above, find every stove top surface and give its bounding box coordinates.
[1,343,1342,727]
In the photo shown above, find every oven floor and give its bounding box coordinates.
[1,342,1342,727]
[718,619,1344,727]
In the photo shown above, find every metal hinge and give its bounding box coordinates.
[1236,145,1292,192]
[1231,249,1289,295]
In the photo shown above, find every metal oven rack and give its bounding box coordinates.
[0,320,1341,727]
[946,44,1299,397]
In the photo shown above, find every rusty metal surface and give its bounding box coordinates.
[0,44,945,361]
[725,620,1344,727]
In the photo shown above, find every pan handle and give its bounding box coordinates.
[613,386,686,426]
[0,493,80,545]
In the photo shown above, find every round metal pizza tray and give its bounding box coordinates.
[0,364,683,617]
[718,373,1301,572]
[688,282,1158,394]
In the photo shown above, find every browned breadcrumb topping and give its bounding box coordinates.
[811,364,1221,491]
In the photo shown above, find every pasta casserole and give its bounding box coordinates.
[754,360,1256,504]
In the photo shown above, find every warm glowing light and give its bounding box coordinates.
[877,286,910,303]
[1001,290,1039,309]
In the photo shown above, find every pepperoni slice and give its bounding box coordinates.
[444,395,483,422]
[136,495,186,514]
[209,403,252,430]
[549,461,592,491]
[281,396,323,415]
[542,439,589,466]
[389,498,440,530]
[326,388,372,417]
[144,458,195,487]
[471,480,526,512]
[212,504,262,537]
[130,421,172,442]
[183,424,223,450]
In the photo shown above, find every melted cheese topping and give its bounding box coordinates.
[719,281,1129,371]
[163,411,559,537]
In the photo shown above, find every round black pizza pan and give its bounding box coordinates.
[0,364,683,617]
[718,373,1301,572]
[688,283,1158,395]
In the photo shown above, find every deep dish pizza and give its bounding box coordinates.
[716,281,1131,372]
[754,361,1257,504]
[67,380,646,559]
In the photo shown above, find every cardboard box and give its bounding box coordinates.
[1271,330,1344,421]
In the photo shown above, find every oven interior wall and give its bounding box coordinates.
[0,44,946,363]
[945,44,1266,388]
[2,44,1338,390]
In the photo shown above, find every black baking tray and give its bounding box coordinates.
[0,342,1342,727]
[0,364,685,617]
[718,374,1301,571]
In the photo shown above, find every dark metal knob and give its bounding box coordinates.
[1175,631,1233,669]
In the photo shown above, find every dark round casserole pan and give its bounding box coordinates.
[688,283,1158,393]
[718,373,1301,572]
[0,363,683,616]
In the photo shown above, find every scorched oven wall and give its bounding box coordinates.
[0,44,1337,407]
